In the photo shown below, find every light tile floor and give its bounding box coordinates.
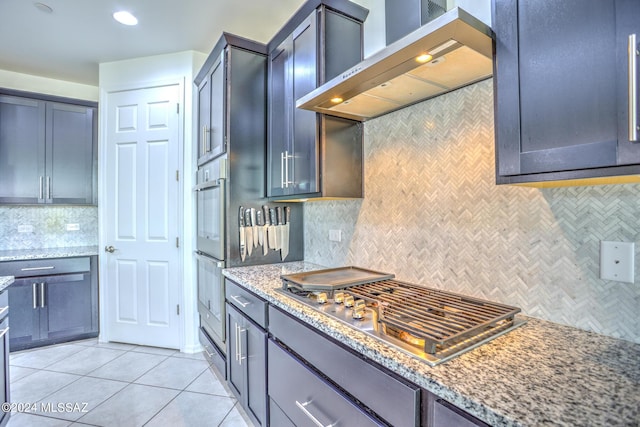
[6,339,252,427]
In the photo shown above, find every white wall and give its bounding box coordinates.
[99,50,207,353]
[0,69,98,101]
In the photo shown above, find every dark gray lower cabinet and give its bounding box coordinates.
[225,280,267,426]
[2,256,98,351]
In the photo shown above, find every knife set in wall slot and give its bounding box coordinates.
[238,205,290,262]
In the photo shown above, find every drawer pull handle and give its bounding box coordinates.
[0,327,9,339]
[295,400,335,427]
[203,345,215,358]
[230,295,250,308]
[32,283,38,309]
[21,266,55,272]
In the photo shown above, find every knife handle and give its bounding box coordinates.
[256,209,263,227]
[263,205,271,226]
[250,208,257,227]
[284,206,290,225]
[239,206,245,227]
[269,208,277,226]
[244,208,252,227]
[276,206,283,226]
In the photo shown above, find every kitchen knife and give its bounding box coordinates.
[239,206,246,262]
[256,209,264,250]
[276,206,283,252]
[281,206,290,261]
[262,205,270,255]
[269,208,279,250]
[250,208,258,248]
[244,208,253,256]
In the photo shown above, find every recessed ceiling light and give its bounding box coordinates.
[34,2,53,13]
[113,11,138,26]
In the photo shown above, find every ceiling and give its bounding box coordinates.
[0,0,307,86]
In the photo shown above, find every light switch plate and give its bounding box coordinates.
[600,241,635,283]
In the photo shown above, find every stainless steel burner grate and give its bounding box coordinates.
[347,280,521,354]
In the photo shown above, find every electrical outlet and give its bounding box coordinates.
[66,223,80,231]
[17,224,33,233]
[329,229,342,242]
[600,241,635,283]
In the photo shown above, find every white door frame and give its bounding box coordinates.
[98,78,186,349]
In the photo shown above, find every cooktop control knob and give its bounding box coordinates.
[344,294,355,308]
[352,299,366,319]
[334,292,344,304]
[315,292,327,304]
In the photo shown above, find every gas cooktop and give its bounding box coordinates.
[280,267,526,366]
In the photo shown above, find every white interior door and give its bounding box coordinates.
[103,84,181,348]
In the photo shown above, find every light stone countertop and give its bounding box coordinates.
[223,261,640,427]
[0,246,99,262]
[0,276,14,293]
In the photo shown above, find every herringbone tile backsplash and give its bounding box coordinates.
[304,79,640,344]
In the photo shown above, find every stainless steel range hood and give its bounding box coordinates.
[296,7,494,121]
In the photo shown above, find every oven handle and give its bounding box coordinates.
[194,252,224,268]
[193,177,225,192]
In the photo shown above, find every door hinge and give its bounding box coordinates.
[176,103,180,114]
[176,304,180,315]
[176,237,180,248]
[176,170,179,181]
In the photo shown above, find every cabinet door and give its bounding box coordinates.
[41,272,93,340]
[7,279,41,348]
[245,317,267,426]
[209,56,226,159]
[616,0,640,164]
[196,253,225,348]
[0,95,46,204]
[226,303,245,400]
[46,102,95,204]
[291,13,319,195]
[197,72,211,164]
[268,38,293,197]
[495,0,619,177]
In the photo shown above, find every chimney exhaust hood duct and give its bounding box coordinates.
[296,8,494,121]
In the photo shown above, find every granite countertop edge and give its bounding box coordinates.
[0,246,99,262]
[223,262,640,427]
[0,276,14,293]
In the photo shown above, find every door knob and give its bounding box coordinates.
[104,245,116,253]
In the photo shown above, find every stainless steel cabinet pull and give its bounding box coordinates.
[46,176,51,200]
[230,295,250,308]
[203,345,215,358]
[237,326,246,365]
[629,34,638,142]
[40,282,45,308]
[32,283,38,309]
[295,400,335,427]
[281,151,285,188]
[235,324,240,362]
[284,150,290,188]
[21,266,55,272]
[39,176,44,200]
[0,327,9,339]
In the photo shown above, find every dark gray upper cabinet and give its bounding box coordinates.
[195,34,267,167]
[267,0,368,200]
[0,91,97,204]
[494,0,640,185]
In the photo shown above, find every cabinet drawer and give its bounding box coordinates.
[225,280,267,328]
[268,339,382,427]
[269,306,420,427]
[0,257,90,277]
